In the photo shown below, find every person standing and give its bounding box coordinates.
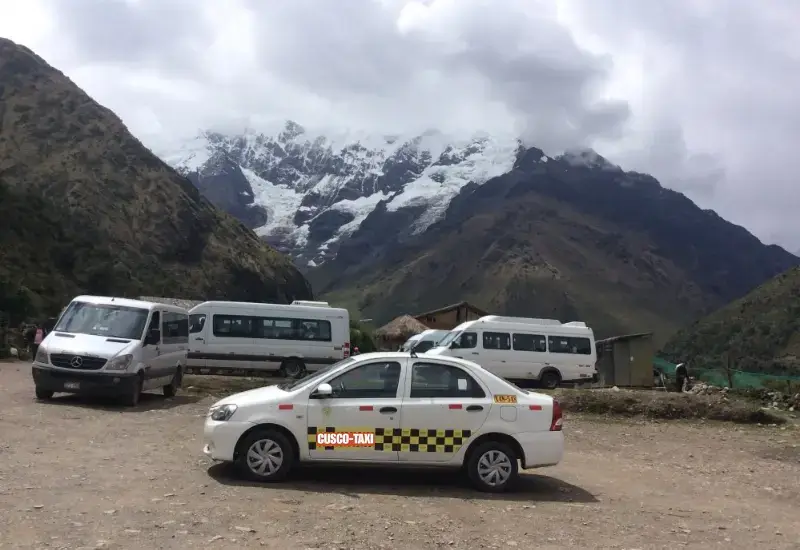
[31,324,44,358]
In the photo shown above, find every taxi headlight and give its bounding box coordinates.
[105,354,133,371]
[34,347,49,364]
[209,404,237,421]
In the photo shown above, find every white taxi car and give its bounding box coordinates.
[203,352,564,492]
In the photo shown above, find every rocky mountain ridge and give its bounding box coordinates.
[0,38,311,321]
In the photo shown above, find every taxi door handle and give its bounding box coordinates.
[379,407,397,414]
[466,405,483,412]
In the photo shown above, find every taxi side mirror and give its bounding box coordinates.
[311,383,333,399]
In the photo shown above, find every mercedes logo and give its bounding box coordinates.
[70,356,83,368]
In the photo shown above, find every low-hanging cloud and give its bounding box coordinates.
[1,0,798,250]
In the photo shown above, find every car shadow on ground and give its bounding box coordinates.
[35,391,203,412]
[207,463,597,503]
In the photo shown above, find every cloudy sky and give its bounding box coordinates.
[2,0,799,251]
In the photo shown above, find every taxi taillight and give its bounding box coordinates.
[550,399,563,431]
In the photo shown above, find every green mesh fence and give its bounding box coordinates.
[653,356,800,390]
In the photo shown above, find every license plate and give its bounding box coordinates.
[64,382,80,390]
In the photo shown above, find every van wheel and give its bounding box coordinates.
[540,370,561,390]
[236,429,295,482]
[163,368,182,397]
[124,374,143,407]
[466,440,518,493]
[35,387,54,400]
[281,360,306,379]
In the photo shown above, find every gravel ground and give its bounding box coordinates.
[1,361,799,550]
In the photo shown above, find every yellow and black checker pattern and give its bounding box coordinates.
[307,426,472,453]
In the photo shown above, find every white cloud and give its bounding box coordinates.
[1,0,799,250]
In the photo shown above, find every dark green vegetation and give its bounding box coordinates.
[311,149,798,345]
[0,38,311,324]
[663,267,800,376]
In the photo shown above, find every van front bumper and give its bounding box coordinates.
[32,365,138,395]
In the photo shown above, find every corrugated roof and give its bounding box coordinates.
[596,332,653,344]
[414,301,489,319]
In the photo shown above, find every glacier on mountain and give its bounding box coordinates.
[160,121,524,265]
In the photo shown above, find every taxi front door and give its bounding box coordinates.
[397,360,492,464]
[305,359,406,462]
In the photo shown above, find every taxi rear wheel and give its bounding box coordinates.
[466,440,518,493]
[236,429,294,482]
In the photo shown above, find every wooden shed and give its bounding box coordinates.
[595,332,655,388]
[374,315,430,351]
[413,301,488,331]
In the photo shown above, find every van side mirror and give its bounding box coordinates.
[311,383,333,398]
[450,340,460,349]
[145,328,160,346]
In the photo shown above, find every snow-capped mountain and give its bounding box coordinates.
[161,121,525,266]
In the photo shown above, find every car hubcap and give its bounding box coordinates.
[246,439,284,476]
[477,450,512,486]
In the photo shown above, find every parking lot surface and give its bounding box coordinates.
[1,361,799,549]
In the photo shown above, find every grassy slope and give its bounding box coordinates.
[0,38,311,321]
[662,267,800,375]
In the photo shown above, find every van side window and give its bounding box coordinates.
[162,312,189,344]
[548,336,592,355]
[189,314,206,334]
[257,317,332,342]
[410,362,486,398]
[513,333,547,352]
[213,315,253,338]
[482,332,511,350]
[326,362,401,398]
[454,332,477,349]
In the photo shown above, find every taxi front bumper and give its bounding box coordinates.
[203,418,253,462]
[514,430,564,469]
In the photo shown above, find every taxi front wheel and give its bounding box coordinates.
[466,441,519,493]
[236,429,295,482]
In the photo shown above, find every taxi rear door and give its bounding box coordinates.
[397,359,491,464]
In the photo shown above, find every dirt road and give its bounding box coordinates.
[1,361,798,549]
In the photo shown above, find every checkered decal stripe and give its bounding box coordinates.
[307,427,472,452]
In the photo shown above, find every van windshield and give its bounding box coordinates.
[54,301,150,340]
[277,357,356,391]
[436,330,461,348]
[401,338,420,351]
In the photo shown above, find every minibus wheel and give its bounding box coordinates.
[281,359,306,379]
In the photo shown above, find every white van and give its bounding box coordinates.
[187,300,350,378]
[400,329,449,354]
[425,315,597,388]
[31,296,189,406]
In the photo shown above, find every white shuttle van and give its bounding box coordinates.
[425,315,597,388]
[187,300,350,378]
[400,329,449,354]
[31,295,189,406]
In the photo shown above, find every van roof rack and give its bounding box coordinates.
[479,315,562,326]
[291,300,330,307]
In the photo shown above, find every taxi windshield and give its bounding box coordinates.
[277,357,356,391]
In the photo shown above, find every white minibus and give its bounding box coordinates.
[187,300,350,378]
[425,315,597,388]
[31,295,189,406]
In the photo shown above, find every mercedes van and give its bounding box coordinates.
[31,296,189,406]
